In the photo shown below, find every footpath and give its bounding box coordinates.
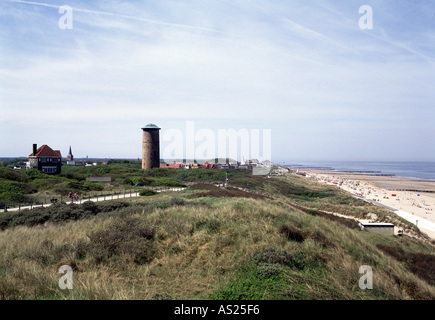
[3,187,186,213]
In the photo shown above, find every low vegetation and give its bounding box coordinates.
[0,166,434,300]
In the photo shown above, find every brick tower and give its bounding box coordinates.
[141,123,161,170]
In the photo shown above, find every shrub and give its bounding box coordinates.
[170,197,185,206]
[96,201,130,213]
[0,201,131,230]
[81,201,99,214]
[0,181,25,195]
[252,246,294,267]
[61,171,86,181]
[150,178,186,187]
[256,263,283,279]
[25,169,43,180]
[83,181,105,191]
[132,177,153,186]
[278,224,305,242]
[122,178,134,186]
[88,217,157,264]
[0,192,31,205]
[139,189,157,197]
[0,168,31,182]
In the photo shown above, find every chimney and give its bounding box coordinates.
[33,144,37,156]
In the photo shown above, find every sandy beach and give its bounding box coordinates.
[291,168,435,239]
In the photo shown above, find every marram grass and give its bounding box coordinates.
[0,179,434,300]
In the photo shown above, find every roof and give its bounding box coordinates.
[361,223,394,227]
[141,123,161,130]
[29,145,62,157]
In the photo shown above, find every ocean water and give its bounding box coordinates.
[281,161,435,181]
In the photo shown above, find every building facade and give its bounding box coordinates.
[27,144,62,174]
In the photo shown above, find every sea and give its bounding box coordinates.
[280,161,435,181]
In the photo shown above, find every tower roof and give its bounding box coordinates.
[141,123,160,130]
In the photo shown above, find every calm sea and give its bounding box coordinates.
[281,161,435,181]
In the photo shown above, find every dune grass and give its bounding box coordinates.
[0,172,434,300]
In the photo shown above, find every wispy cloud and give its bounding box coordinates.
[8,0,222,33]
[1,0,435,160]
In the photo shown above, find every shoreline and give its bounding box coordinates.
[289,167,435,239]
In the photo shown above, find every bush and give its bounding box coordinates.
[0,181,25,195]
[256,263,283,279]
[132,177,153,186]
[278,224,305,242]
[81,201,99,214]
[83,181,105,191]
[0,192,31,205]
[0,168,30,182]
[95,201,131,213]
[170,197,185,206]
[88,217,157,264]
[25,169,43,180]
[149,178,186,187]
[0,201,132,230]
[139,189,157,197]
[252,246,294,267]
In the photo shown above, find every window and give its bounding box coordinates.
[42,166,57,174]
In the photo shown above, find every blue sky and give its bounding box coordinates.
[1,0,435,162]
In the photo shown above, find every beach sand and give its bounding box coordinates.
[290,168,435,239]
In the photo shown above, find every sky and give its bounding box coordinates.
[1,0,435,163]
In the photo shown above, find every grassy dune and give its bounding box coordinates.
[0,171,434,300]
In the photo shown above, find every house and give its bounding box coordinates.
[169,163,183,169]
[27,144,62,174]
[160,162,184,169]
[202,162,215,169]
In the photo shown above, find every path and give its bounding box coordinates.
[3,188,186,213]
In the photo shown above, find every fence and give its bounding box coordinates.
[2,186,186,213]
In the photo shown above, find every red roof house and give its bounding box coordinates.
[27,144,62,174]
